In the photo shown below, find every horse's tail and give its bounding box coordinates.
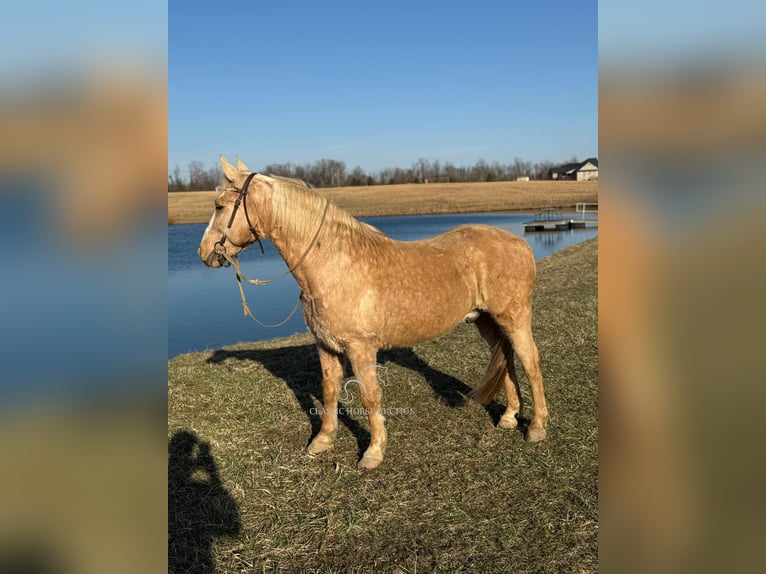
[470,318,513,405]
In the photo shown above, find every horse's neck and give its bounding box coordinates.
[265,203,325,294]
[267,201,370,297]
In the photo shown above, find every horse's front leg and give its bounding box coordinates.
[347,344,387,470]
[306,345,343,455]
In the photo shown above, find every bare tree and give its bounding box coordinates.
[169,155,589,190]
[187,160,206,190]
[168,164,185,192]
[347,166,367,187]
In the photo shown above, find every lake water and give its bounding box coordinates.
[168,213,597,358]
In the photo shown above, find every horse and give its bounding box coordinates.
[198,155,549,470]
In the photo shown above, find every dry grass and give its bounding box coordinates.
[168,180,598,224]
[168,238,598,573]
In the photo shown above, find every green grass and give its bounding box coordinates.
[168,237,598,573]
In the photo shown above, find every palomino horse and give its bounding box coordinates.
[199,156,549,469]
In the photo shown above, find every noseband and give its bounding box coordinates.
[213,171,264,266]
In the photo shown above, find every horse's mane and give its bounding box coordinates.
[264,174,386,246]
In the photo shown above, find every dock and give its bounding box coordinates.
[523,204,598,232]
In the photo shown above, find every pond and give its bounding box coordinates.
[168,212,597,358]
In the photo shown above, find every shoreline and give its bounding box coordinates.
[168,180,598,225]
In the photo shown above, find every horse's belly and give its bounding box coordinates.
[380,302,471,348]
[301,269,477,351]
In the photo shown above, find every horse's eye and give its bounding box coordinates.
[215,204,224,211]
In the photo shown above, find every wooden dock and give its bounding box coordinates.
[523,206,598,232]
[523,219,598,231]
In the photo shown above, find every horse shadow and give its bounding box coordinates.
[206,343,517,456]
[379,347,517,429]
[207,344,371,457]
[168,429,241,574]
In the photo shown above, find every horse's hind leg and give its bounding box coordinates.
[346,344,387,470]
[495,312,549,442]
[306,345,343,455]
[475,314,522,429]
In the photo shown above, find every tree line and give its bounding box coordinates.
[168,157,570,191]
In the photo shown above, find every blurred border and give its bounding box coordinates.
[600,2,766,572]
[0,2,167,573]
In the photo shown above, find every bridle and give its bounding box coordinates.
[213,171,264,267]
[209,171,330,327]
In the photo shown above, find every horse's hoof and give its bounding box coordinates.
[525,426,547,443]
[306,435,334,455]
[498,413,519,429]
[357,453,383,470]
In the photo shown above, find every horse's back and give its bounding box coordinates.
[423,224,534,265]
[423,224,537,307]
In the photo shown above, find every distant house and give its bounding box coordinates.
[549,158,598,181]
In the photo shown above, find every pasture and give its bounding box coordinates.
[168,237,598,573]
[168,180,598,224]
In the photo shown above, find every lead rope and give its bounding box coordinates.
[216,195,330,327]
[235,266,302,327]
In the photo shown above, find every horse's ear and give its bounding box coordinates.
[220,155,239,182]
[236,157,251,172]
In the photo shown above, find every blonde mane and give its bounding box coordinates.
[263,174,385,246]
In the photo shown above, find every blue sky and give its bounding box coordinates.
[1,1,166,81]
[170,0,597,174]
[600,1,766,66]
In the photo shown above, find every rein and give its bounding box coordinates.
[212,172,330,327]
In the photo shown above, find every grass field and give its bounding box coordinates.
[168,180,598,224]
[168,237,598,573]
